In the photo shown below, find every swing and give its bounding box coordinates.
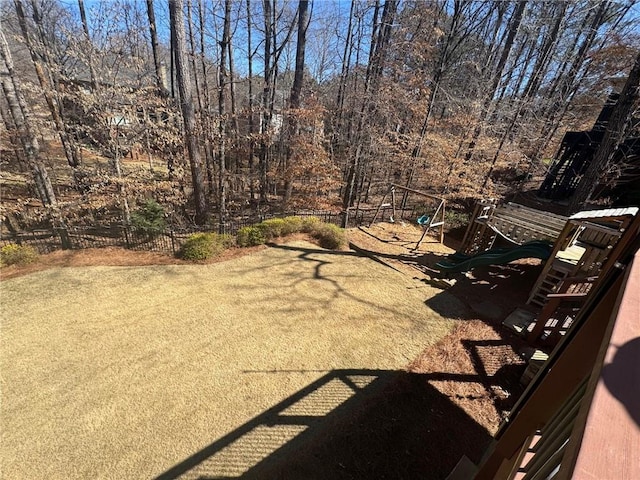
[369,184,446,246]
[417,214,431,226]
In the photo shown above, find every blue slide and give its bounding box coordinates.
[436,240,553,273]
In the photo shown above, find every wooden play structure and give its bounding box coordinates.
[460,201,639,346]
[517,207,639,346]
[369,184,446,247]
[451,231,640,480]
[526,207,639,306]
[460,200,568,256]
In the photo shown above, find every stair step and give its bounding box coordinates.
[446,455,478,480]
[502,308,537,337]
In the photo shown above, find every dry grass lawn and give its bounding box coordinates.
[0,240,454,479]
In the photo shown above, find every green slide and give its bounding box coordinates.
[436,240,553,273]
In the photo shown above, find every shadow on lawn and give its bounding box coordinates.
[424,261,544,324]
[155,368,503,480]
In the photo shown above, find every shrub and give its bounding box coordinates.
[281,216,304,235]
[0,243,38,266]
[235,217,344,249]
[218,234,235,248]
[179,233,232,260]
[236,226,266,247]
[300,216,322,233]
[445,209,470,230]
[310,223,347,250]
[131,200,166,237]
[257,218,287,239]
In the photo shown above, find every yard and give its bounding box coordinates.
[1,238,464,479]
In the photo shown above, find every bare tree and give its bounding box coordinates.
[169,0,208,224]
[460,0,527,167]
[218,0,232,224]
[342,0,398,209]
[13,0,80,168]
[245,0,256,200]
[259,0,298,202]
[0,25,56,206]
[146,0,168,96]
[283,0,309,204]
[77,0,98,91]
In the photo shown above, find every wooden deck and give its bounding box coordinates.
[570,249,639,479]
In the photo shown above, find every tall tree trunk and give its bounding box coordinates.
[196,0,214,193]
[77,0,98,91]
[227,36,239,149]
[186,0,203,112]
[284,0,309,204]
[461,0,527,166]
[0,26,56,206]
[146,0,168,95]
[218,0,231,226]
[13,0,80,168]
[170,6,176,99]
[335,0,354,128]
[569,51,640,212]
[169,0,208,224]
[259,0,274,203]
[289,0,308,110]
[246,0,256,200]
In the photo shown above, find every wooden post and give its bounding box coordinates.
[416,198,446,249]
[369,186,391,227]
[390,186,396,221]
[440,200,446,244]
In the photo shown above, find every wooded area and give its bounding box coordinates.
[1,0,639,229]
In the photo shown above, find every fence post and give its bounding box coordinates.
[341,210,349,228]
[123,225,131,249]
[56,227,72,250]
[170,229,176,255]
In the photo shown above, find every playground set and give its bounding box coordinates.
[364,92,640,480]
[434,199,639,347]
[364,181,638,349]
[438,203,640,480]
[369,183,447,248]
[456,234,640,480]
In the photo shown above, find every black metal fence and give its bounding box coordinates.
[0,210,349,256]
